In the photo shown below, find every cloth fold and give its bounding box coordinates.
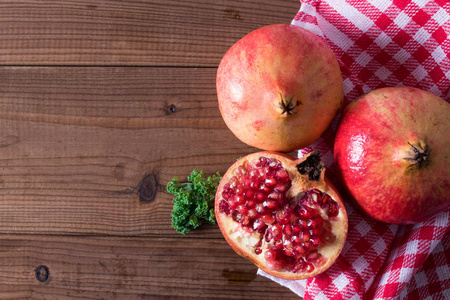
[258,1,450,299]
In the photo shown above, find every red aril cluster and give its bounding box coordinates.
[216,153,347,279]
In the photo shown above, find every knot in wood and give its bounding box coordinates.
[138,173,158,203]
[35,265,50,282]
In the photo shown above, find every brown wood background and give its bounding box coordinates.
[0,0,302,298]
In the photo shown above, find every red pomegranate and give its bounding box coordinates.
[215,151,348,279]
[216,24,344,152]
[334,87,450,224]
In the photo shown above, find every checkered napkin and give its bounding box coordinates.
[258,1,450,299]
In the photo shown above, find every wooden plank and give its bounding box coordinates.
[0,0,300,66]
[0,235,298,299]
[0,66,258,235]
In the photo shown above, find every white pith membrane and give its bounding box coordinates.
[217,154,347,279]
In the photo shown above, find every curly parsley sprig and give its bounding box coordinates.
[167,169,222,234]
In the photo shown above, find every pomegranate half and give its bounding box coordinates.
[216,24,344,152]
[334,87,450,224]
[215,151,348,279]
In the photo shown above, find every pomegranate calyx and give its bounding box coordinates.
[296,151,325,181]
[403,141,431,169]
[278,93,301,116]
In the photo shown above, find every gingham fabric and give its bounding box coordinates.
[257,1,450,299]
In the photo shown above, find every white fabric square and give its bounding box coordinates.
[432,46,446,64]
[373,237,387,255]
[414,271,428,287]
[356,51,372,67]
[367,0,392,12]
[354,256,370,275]
[327,0,374,32]
[399,267,414,283]
[375,66,392,81]
[393,48,411,64]
[378,270,391,286]
[343,78,355,94]
[374,32,392,49]
[413,27,432,44]
[394,11,412,29]
[411,65,427,82]
[316,13,354,52]
[411,0,430,8]
[333,272,351,290]
[405,239,419,255]
[433,8,450,26]
[355,221,371,237]
[437,265,450,281]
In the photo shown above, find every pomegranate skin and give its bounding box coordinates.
[216,24,343,152]
[334,87,450,224]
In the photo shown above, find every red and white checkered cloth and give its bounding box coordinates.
[258,1,450,299]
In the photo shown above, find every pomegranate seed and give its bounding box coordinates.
[258,157,268,167]
[219,200,230,214]
[275,169,290,181]
[305,262,314,273]
[306,251,320,262]
[291,235,301,245]
[320,193,331,205]
[283,224,292,236]
[238,204,248,216]
[295,246,305,257]
[263,200,278,210]
[255,203,266,214]
[300,231,310,242]
[255,192,266,202]
[275,181,291,192]
[265,229,273,242]
[284,248,295,257]
[232,211,242,222]
[244,189,255,200]
[267,260,281,271]
[271,224,283,240]
[310,237,320,247]
[273,240,283,251]
[268,191,284,202]
[327,201,339,218]
[265,177,277,186]
[228,197,237,209]
[249,179,262,190]
[254,248,262,255]
[292,224,301,234]
[303,241,312,251]
[293,258,306,273]
[311,228,321,237]
[247,209,258,218]
[276,208,292,225]
[268,160,281,169]
[246,200,256,209]
[242,177,252,188]
[235,195,244,204]
[264,249,277,260]
[253,219,265,230]
[261,214,276,224]
[261,185,271,194]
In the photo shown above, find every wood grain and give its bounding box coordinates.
[0,235,298,299]
[0,1,301,297]
[0,0,300,67]
[0,66,257,236]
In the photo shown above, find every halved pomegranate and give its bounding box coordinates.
[215,151,348,280]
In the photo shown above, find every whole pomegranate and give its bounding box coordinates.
[216,24,344,152]
[215,151,348,279]
[334,87,450,224]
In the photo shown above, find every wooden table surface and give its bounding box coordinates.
[0,1,302,298]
